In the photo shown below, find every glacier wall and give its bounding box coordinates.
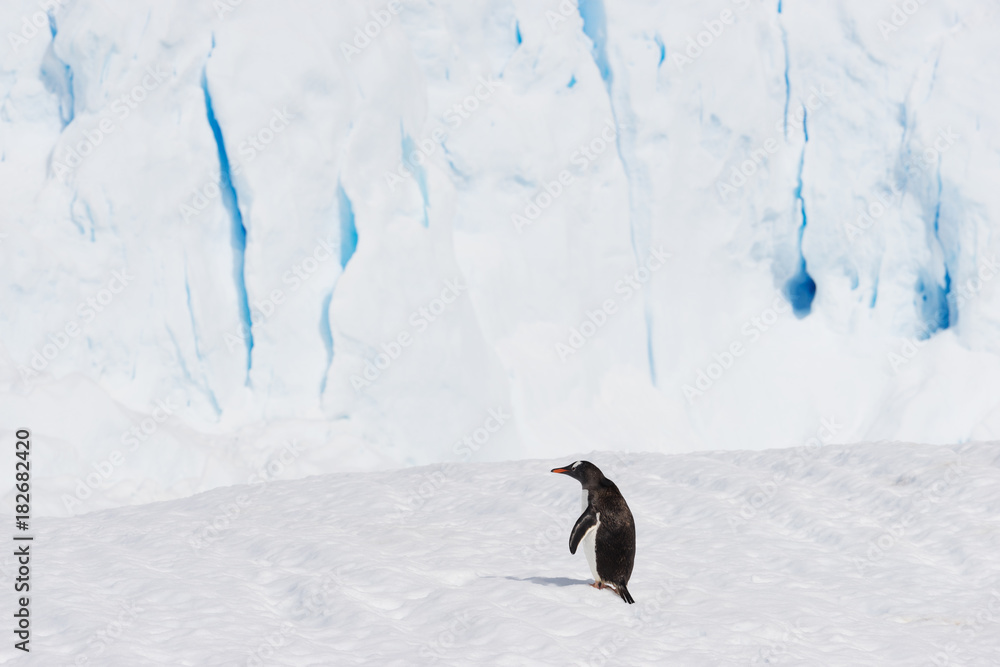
[2,0,1000,515]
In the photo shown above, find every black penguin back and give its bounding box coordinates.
[591,479,636,594]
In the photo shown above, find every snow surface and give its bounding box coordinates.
[3,0,1000,514]
[4,443,999,665]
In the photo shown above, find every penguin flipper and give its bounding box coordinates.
[568,507,598,555]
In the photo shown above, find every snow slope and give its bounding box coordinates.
[3,0,1000,512]
[4,442,998,665]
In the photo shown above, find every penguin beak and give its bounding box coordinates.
[551,467,569,474]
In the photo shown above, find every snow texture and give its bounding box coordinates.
[2,0,1000,515]
[4,444,999,665]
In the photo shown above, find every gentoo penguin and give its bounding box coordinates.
[551,460,635,604]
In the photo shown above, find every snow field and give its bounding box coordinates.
[4,441,998,665]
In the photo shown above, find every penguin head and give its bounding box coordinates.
[551,460,605,489]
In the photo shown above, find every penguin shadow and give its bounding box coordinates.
[499,576,591,587]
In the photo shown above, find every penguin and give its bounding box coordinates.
[551,460,636,604]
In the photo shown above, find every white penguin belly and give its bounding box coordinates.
[579,490,602,583]
[582,517,601,583]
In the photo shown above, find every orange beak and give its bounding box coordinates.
[551,468,568,474]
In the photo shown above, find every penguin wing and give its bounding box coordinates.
[569,507,598,555]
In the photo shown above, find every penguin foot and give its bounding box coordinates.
[591,582,621,597]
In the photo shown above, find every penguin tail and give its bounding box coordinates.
[616,583,635,604]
